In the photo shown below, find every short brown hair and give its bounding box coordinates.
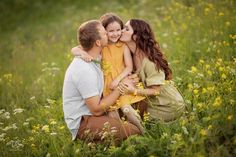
[77,20,101,51]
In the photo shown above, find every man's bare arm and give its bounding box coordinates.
[85,88,120,116]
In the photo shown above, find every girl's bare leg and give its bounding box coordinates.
[121,105,145,134]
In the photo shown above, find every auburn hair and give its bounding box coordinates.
[130,19,172,80]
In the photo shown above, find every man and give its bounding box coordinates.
[63,20,141,141]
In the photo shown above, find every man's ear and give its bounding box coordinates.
[95,40,101,47]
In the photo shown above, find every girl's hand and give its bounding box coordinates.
[80,53,93,62]
[71,46,93,62]
[110,79,120,90]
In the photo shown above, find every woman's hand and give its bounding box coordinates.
[128,73,140,86]
[118,77,136,95]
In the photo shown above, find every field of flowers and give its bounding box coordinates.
[0,0,235,156]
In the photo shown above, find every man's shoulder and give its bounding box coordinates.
[68,57,92,72]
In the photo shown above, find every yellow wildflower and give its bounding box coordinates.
[205,64,210,69]
[230,34,236,40]
[204,8,210,15]
[29,137,34,141]
[200,129,207,136]
[154,90,160,95]
[50,121,57,125]
[218,12,224,16]
[234,137,236,145]
[101,61,112,76]
[33,124,40,130]
[218,67,224,72]
[196,103,203,110]
[207,70,212,76]
[31,129,37,134]
[193,89,199,94]
[188,83,193,90]
[42,125,50,133]
[233,58,236,64]
[199,59,204,64]
[227,115,233,120]
[207,86,215,91]
[3,73,12,79]
[136,82,144,89]
[208,125,212,130]
[221,73,226,79]
[3,74,12,82]
[202,88,207,94]
[196,154,205,157]
[225,21,230,26]
[191,66,198,73]
[59,126,65,130]
[180,118,187,126]
[213,96,222,107]
[143,112,150,122]
[207,3,214,9]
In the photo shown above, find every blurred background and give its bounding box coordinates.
[0,0,235,156]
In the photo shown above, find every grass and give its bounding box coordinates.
[0,0,235,156]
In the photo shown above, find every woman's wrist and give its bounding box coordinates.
[132,88,138,96]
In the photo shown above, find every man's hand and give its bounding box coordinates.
[109,79,120,90]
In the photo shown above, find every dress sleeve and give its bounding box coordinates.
[144,59,165,86]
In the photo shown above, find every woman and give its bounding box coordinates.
[119,19,186,122]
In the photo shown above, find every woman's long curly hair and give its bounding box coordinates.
[130,19,172,80]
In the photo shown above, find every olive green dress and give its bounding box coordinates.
[139,58,185,121]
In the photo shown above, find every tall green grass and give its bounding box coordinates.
[0,0,235,156]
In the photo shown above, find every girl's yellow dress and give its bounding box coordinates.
[101,42,145,110]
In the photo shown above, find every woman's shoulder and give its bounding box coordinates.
[142,57,155,68]
[142,57,164,74]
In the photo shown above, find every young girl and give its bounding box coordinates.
[119,19,186,122]
[72,13,145,133]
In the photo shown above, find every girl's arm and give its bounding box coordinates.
[71,46,93,62]
[110,45,133,89]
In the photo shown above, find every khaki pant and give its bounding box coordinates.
[77,115,141,142]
